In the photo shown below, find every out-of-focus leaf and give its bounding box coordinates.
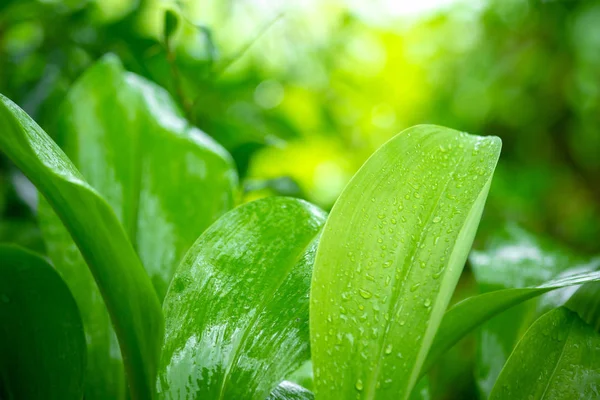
[0,93,163,400]
[158,197,326,399]
[567,281,600,332]
[423,269,600,373]
[49,54,237,298]
[0,245,85,400]
[38,55,236,398]
[267,381,314,400]
[310,125,501,399]
[489,307,600,399]
[468,224,598,397]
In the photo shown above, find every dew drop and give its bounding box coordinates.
[424,298,431,307]
[410,283,421,292]
[355,379,364,391]
[432,216,441,223]
[385,344,393,355]
[359,289,373,299]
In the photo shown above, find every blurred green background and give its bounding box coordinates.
[2,0,599,255]
[0,0,599,398]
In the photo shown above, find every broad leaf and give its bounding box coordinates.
[268,381,314,400]
[468,224,597,397]
[490,307,600,399]
[38,55,237,398]
[567,281,600,332]
[310,125,501,399]
[0,245,85,399]
[423,269,600,373]
[158,197,326,399]
[0,93,162,400]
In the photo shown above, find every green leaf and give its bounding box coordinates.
[0,245,85,400]
[310,125,501,399]
[158,197,326,399]
[50,54,237,298]
[423,268,600,374]
[489,307,600,399]
[567,280,600,332]
[0,93,163,400]
[468,224,597,397]
[267,381,314,400]
[38,55,237,398]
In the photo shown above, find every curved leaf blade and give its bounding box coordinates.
[490,307,600,399]
[158,197,326,399]
[51,54,238,298]
[37,55,237,398]
[268,381,314,400]
[468,223,597,397]
[38,206,127,399]
[0,245,86,400]
[311,125,501,399]
[0,93,163,399]
[423,269,600,373]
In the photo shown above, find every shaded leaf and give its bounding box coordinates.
[38,54,236,398]
[468,223,598,397]
[0,245,85,400]
[423,268,600,374]
[0,93,162,400]
[490,307,600,399]
[310,125,501,399]
[158,197,326,399]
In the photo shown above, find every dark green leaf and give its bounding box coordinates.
[468,224,598,397]
[423,269,600,374]
[0,245,85,400]
[158,197,326,399]
[0,93,163,400]
[311,125,501,399]
[490,307,600,399]
[38,54,237,398]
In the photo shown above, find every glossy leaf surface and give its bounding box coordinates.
[159,197,326,399]
[267,381,315,400]
[424,269,600,373]
[37,55,236,398]
[490,307,600,399]
[49,54,237,299]
[468,224,598,397]
[0,93,162,400]
[0,245,85,399]
[311,125,501,399]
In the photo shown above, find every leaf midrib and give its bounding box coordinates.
[538,316,574,400]
[366,147,466,399]
[217,226,323,400]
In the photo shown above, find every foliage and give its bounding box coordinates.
[1,1,599,399]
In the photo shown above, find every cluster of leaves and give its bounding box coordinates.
[1,55,600,400]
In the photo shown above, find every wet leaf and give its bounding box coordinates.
[0,245,85,400]
[311,125,501,399]
[467,224,599,397]
[0,93,162,400]
[267,381,314,400]
[38,55,236,398]
[158,197,326,399]
[490,307,600,399]
[424,268,600,374]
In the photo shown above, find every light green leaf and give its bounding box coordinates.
[0,245,85,400]
[0,93,162,400]
[267,381,314,400]
[468,223,598,397]
[37,54,237,398]
[490,307,600,399]
[310,125,501,399]
[158,197,326,399]
[423,269,600,374]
